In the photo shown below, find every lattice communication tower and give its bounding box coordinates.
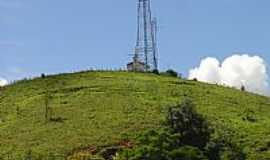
[134,0,158,71]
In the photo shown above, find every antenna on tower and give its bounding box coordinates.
[127,0,159,72]
[151,17,158,70]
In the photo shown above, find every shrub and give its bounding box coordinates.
[41,73,46,78]
[115,98,211,160]
[193,78,198,81]
[167,98,212,149]
[165,69,178,77]
[115,98,246,160]
[114,129,207,160]
[169,146,207,160]
[152,69,160,75]
[206,139,246,160]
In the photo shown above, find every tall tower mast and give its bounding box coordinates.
[134,0,158,71]
[151,17,158,70]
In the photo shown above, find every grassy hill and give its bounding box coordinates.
[0,71,269,159]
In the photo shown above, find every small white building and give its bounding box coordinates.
[127,54,146,72]
[127,61,146,72]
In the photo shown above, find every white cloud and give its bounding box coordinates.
[189,54,269,95]
[0,78,7,86]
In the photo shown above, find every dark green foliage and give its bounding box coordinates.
[115,129,206,160]
[164,69,178,77]
[116,99,211,160]
[167,98,212,149]
[193,78,198,81]
[41,73,46,79]
[206,139,246,160]
[168,146,206,160]
[152,69,160,75]
[116,98,246,160]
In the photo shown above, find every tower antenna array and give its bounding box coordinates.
[134,0,158,71]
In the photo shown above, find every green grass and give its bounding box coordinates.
[0,71,269,159]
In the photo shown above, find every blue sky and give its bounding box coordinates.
[1,0,270,81]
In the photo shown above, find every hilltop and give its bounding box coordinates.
[0,71,269,159]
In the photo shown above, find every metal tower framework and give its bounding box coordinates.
[134,0,158,71]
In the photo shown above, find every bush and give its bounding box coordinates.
[114,129,206,160]
[206,139,246,160]
[115,98,211,160]
[169,146,207,160]
[167,98,212,149]
[41,73,46,78]
[165,69,178,77]
[115,98,246,160]
[152,69,160,75]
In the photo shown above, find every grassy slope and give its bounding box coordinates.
[0,71,269,159]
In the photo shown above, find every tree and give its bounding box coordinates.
[114,129,206,160]
[114,98,211,160]
[193,78,198,81]
[167,98,212,149]
[41,73,46,79]
[165,69,178,77]
[152,69,160,75]
[114,98,246,160]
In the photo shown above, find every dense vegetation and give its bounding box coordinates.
[116,98,245,160]
[0,71,269,159]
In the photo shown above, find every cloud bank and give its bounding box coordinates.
[188,54,269,95]
[0,78,7,86]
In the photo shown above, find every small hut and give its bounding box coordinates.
[127,54,146,72]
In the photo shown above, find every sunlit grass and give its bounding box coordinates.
[0,71,269,159]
